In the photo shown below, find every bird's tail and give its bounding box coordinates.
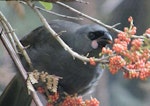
[0,74,32,106]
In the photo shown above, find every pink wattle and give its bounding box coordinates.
[91,40,98,49]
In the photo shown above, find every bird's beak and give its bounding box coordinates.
[97,32,113,45]
[103,32,113,44]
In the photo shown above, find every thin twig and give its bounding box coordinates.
[36,6,83,20]
[0,26,43,106]
[75,0,89,4]
[56,2,146,39]
[0,21,17,52]
[24,1,145,65]
[0,11,33,70]
[56,2,122,33]
[0,27,27,80]
[25,1,109,64]
[20,1,83,20]
[111,23,121,28]
[34,0,75,2]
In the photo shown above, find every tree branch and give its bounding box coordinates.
[0,27,43,106]
[36,6,83,20]
[32,0,75,2]
[56,2,122,33]
[30,0,88,3]
[56,2,146,39]
[20,1,83,20]
[0,12,33,70]
[25,1,110,64]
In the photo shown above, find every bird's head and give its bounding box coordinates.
[73,24,112,57]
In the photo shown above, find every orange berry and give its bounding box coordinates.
[109,56,126,74]
[124,27,128,32]
[145,28,150,34]
[102,47,113,54]
[89,57,96,66]
[85,98,100,106]
[113,43,127,53]
[131,39,142,50]
[130,28,136,35]
[128,16,133,22]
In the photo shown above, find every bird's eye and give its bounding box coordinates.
[88,32,96,40]
[88,31,104,40]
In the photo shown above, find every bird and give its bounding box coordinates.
[20,20,112,95]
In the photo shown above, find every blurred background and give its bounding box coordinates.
[0,0,150,106]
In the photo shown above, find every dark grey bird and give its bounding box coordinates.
[20,20,112,95]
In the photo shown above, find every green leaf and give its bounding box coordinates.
[39,1,53,10]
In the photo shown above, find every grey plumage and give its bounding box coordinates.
[20,20,112,94]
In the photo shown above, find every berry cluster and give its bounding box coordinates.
[36,86,100,106]
[109,56,126,74]
[48,93,59,103]
[102,16,150,80]
[46,93,59,106]
[46,95,99,106]
[37,17,150,106]
[61,96,99,106]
